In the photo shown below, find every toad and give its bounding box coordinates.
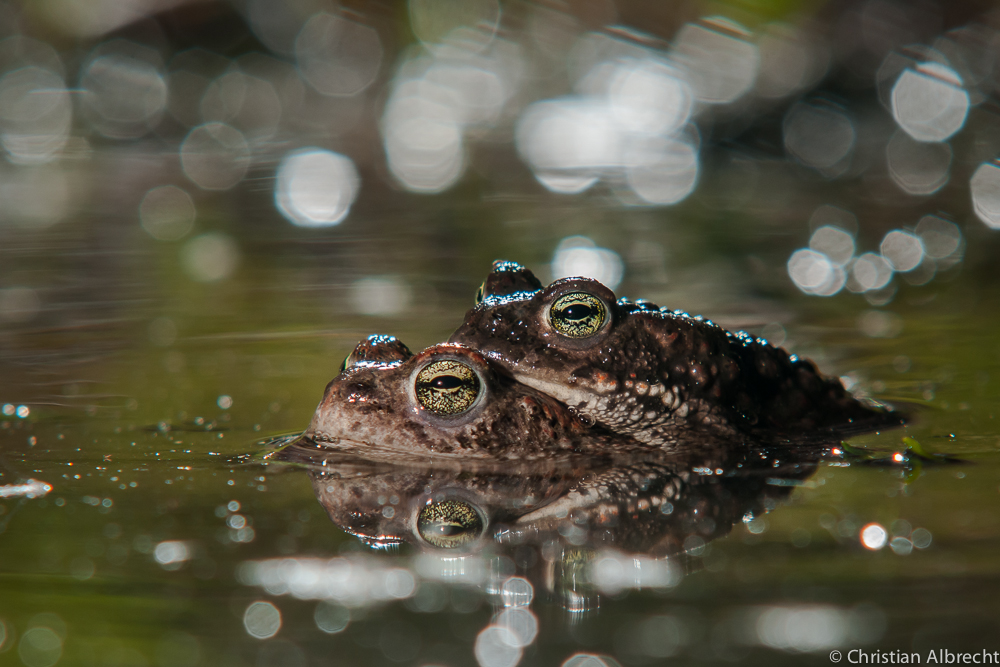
[450,261,903,445]
[295,334,660,461]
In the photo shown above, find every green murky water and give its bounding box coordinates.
[3,205,1000,666]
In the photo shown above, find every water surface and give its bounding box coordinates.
[3,234,1000,665]
[4,1,1000,664]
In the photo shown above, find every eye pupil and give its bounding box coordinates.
[560,304,593,320]
[417,499,485,549]
[549,292,607,338]
[432,375,463,390]
[415,359,482,416]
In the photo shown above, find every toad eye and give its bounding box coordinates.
[417,499,485,549]
[475,280,486,305]
[549,292,607,338]
[414,360,481,415]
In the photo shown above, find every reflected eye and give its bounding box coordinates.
[549,292,607,338]
[417,499,485,549]
[414,360,481,415]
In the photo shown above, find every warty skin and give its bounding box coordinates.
[450,261,903,447]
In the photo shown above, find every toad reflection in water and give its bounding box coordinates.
[272,439,820,609]
[451,261,905,447]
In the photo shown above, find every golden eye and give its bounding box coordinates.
[475,279,486,305]
[549,292,607,338]
[414,360,481,415]
[417,499,485,549]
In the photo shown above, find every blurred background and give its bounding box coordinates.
[4,1,1000,665]
[3,0,1000,384]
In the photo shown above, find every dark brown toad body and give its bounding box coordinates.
[450,261,903,445]
[300,335,656,461]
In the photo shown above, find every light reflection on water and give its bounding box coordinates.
[788,209,964,299]
[274,148,360,228]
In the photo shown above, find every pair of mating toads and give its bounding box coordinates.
[294,260,902,463]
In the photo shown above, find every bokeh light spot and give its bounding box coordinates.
[314,602,350,634]
[474,625,521,667]
[552,237,623,290]
[970,162,1000,229]
[788,249,844,296]
[499,577,533,607]
[378,32,520,195]
[857,310,902,338]
[626,140,699,205]
[889,536,913,555]
[180,122,251,191]
[891,62,969,142]
[755,606,850,651]
[809,226,854,266]
[154,540,191,567]
[784,101,855,171]
[671,17,759,104]
[384,108,465,193]
[140,185,196,241]
[80,42,167,139]
[915,215,962,260]
[911,528,933,549]
[880,230,924,272]
[181,233,239,283]
[494,608,538,647]
[244,601,281,639]
[296,13,383,97]
[861,523,888,549]
[886,130,951,195]
[275,148,360,227]
[850,253,894,291]
[69,556,94,582]
[351,276,412,316]
[516,98,619,192]
[199,70,246,123]
[18,627,62,667]
[424,62,506,126]
[0,66,71,164]
[0,164,71,230]
[608,58,692,136]
[590,551,679,593]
